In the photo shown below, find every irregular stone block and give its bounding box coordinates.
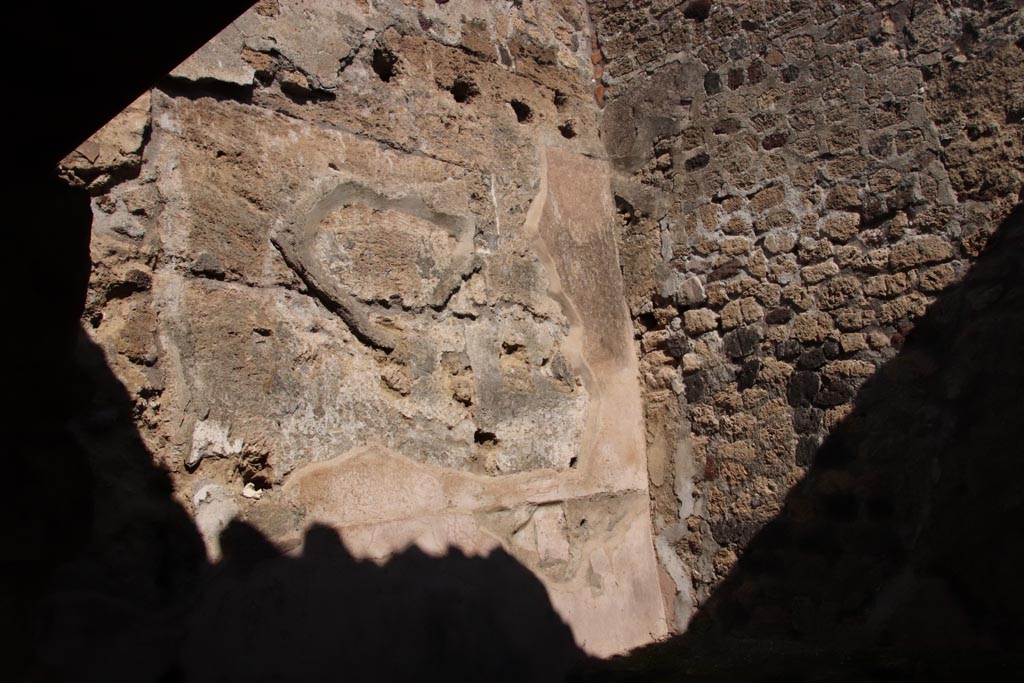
[889,235,955,270]
[684,308,720,335]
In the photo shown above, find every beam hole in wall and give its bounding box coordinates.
[558,121,577,139]
[684,0,712,22]
[448,77,479,103]
[474,429,498,445]
[510,99,533,123]
[371,47,398,82]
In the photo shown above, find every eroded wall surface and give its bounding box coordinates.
[60,0,668,657]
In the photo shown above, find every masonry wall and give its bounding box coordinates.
[53,0,1024,663]
[590,0,1024,633]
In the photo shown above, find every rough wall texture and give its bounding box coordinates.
[57,0,1024,664]
[591,0,1023,634]
[58,0,668,658]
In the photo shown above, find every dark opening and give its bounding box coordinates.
[558,122,576,139]
[501,341,524,355]
[684,0,712,21]
[637,312,658,332]
[371,47,398,82]
[448,77,479,103]
[238,451,273,489]
[510,99,532,123]
[614,194,641,226]
[474,429,498,445]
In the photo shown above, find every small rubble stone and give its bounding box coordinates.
[840,333,868,352]
[763,230,798,255]
[792,311,834,342]
[820,212,860,243]
[684,308,719,335]
[823,360,876,380]
[723,326,764,359]
[720,297,764,329]
[919,262,958,292]
[889,235,954,270]
[801,260,840,284]
[675,275,708,306]
[750,185,785,213]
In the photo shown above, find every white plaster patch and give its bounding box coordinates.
[188,419,244,468]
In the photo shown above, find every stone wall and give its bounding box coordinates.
[58,0,672,658]
[56,0,1024,661]
[592,0,1023,632]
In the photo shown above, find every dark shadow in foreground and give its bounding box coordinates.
[4,176,583,683]
[15,330,583,683]
[182,523,580,682]
[582,202,1024,682]
[10,173,1024,683]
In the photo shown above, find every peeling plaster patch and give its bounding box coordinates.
[189,419,244,469]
